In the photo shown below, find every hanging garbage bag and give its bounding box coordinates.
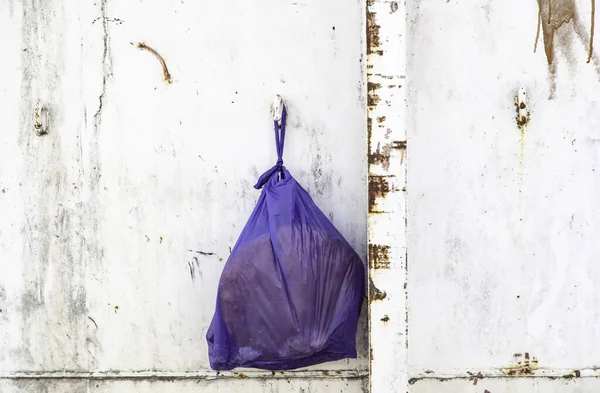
[206,105,365,371]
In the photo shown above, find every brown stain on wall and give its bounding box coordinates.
[367,3,382,56]
[367,82,381,108]
[137,42,173,84]
[535,0,597,98]
[368,175,390,213]
[501,352,540,375]
[369,244,391,269]
[369,278,387,301]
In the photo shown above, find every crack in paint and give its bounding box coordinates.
[94,0,109,136]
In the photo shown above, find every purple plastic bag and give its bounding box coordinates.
[206,106,365,371]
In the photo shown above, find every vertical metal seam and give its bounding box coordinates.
[366,0,407,391]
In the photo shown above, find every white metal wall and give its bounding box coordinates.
[406,0,600,392]
[0,0,368,391]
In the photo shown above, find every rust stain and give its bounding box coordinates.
[367,82,381,108]
[563,370,582,378]
[501,352,539,375]
[367,6,382,56]
[408,377,452,385]
[590,0,596,63]
[393,140,407,150]
[394,140,407,164]
[369,142,391,170]
[467,371,484,385]
[535,0,597,98]
[88,316,99,329]
[515,102,530,129]
[369,278,387,301]
[369,135,404,171]
[369,244,391,269]
[136,42,173,84]
[514,92,529,198]
[368,175,391,213]
[535,6,542,52]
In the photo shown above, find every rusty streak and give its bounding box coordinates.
[590,0,596,63]
[366,7,382,56]
[536,0,595,65]
[137,42,173,84]
[393,140,407,150]
[369,244,391,269]
[88,316,98,329]
[535,6,542,52]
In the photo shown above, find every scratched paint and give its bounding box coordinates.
[0,0,367,391]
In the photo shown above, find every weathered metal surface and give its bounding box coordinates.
[367,0,407,392]
[407,0,600,391]
[411,378,600,393]
[0,378,367,393]
[0,0,367,391]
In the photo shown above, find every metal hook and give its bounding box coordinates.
[271,94,284,125]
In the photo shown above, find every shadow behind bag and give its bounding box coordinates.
[206,106,365,370]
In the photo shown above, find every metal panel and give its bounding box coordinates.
[407,0,600,389]
[0,0,367,391]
